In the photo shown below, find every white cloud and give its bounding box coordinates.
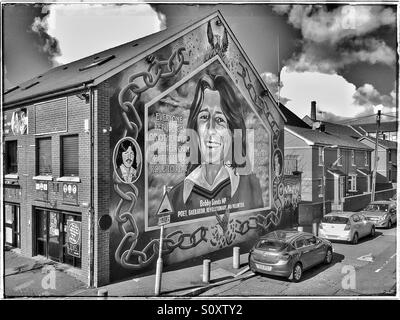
[38,3,165,65]
[279,67,396,120]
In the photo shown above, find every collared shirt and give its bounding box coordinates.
[119,165,137,183]
[183,165,240,204]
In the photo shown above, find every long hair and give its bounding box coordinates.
[116,139,137,169]
[186,74,247,175]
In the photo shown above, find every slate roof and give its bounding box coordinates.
[301,116,363,139]
[3,12,213,107]
[359,136,398,150]
[352,121,398,134]
[279,103,311,128]
[286,125,373,150]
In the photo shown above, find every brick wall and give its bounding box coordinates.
[93,83,112,286]
[3,94,91,285]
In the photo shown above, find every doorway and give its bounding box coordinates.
[34,208,81,268]
[4,203,20,248]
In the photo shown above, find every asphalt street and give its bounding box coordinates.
[199,226,397,297]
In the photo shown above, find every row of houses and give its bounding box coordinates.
[280,101,397,213]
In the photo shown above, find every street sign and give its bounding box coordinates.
[158,215,171,226]
[156,190,173,215]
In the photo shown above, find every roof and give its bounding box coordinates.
[352,121,398,133]
[357,168,371,176]
[328,169,346,177]
[285,125,374,150]
[3,11,215,107]
[261,230,301,240]
[302,116,363,139]
[358,136,397,150]
[279,103,311,128]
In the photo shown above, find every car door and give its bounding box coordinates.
[303,235,325,266]
[351,214,364,238]
[295,236,316,269]
[359,214,370,237]
[389,204,397,223]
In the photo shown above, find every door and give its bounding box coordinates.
[48,211,62,262]
[294,236,313,269]
[303,235,324,266]
[61,214,82,268]
[35,209,48,257]
[4,204,20,248]
[339,176,345,202]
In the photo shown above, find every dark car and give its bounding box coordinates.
[248,230,333,282]
[360,200,397,228]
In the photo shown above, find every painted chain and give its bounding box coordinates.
[114,47,210,269]
[236,62,285,232]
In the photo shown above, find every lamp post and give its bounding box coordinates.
[322,144,338,216]
[371,105,383,202]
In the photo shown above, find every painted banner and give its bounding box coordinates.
[66,220,81,258]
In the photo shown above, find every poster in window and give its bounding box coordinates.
[66,220,81,258]
[63,183,78,205]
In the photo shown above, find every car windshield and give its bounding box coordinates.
[256,239,287,251]
[365,204,389,212]
[322,216,349,224]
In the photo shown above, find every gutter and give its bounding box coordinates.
[3,81,95,109]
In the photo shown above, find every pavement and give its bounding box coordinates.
[4,225,397,298]
[4,248,86,298]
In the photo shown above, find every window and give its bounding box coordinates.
[351,150,355,166]
[318,147,323,166]
[61,135,79,176]
[318,178,323,198]
[364,151,369,166]
[4,203,20,248]
[5,140,18,174]
[337,148,342,166]
[294,237,306,249]
[388,150,392,163]
[348,175,357,192]
[352,215,360,223]
[37,137,52,175]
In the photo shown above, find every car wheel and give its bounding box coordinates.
[352,233,359,245]
[324,248,333,264]
[291,263,303,282]
[387,220,392,229]
[370,226,375,237]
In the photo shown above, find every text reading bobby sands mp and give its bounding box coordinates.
[155,304,243,317]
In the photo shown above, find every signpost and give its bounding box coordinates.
[154,186,172,296]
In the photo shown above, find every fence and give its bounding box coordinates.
[342,188,396,212]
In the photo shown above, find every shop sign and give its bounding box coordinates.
[63,183,78,205]
[66,220,81,258]
[35,181,48,201]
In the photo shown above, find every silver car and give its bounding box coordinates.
[319,212,375,244]
[360,201,397,228]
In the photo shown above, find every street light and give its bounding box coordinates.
[322,144,338,216]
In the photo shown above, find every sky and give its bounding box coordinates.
[2,1,398,124]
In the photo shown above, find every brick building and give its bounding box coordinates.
[3,11,287,287]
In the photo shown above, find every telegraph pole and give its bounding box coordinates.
[371,110,381,202]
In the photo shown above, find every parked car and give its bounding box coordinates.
[360,200,397,228]
[248,230,333,282]
[319,212,375,244]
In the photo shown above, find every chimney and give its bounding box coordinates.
[311,101,317,121]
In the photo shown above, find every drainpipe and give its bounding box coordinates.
[88,87,95,288]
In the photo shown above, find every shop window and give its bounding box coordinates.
[5,140,18,174]
[348,175,357,192]
[4,203,20,248]
[34,208,81,268]
[61,135,79,176]
[36,137,52,175]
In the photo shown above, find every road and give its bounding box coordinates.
[199,226,397,296]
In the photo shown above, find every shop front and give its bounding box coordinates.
[33,207,82,268]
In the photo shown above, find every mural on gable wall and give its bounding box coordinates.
[107,16,287,281]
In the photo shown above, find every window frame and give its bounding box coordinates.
[36,136,52,176]
[348,174,357,192]
[5,140,18,174]
[318,147,323,166]
[60,134,79,177]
